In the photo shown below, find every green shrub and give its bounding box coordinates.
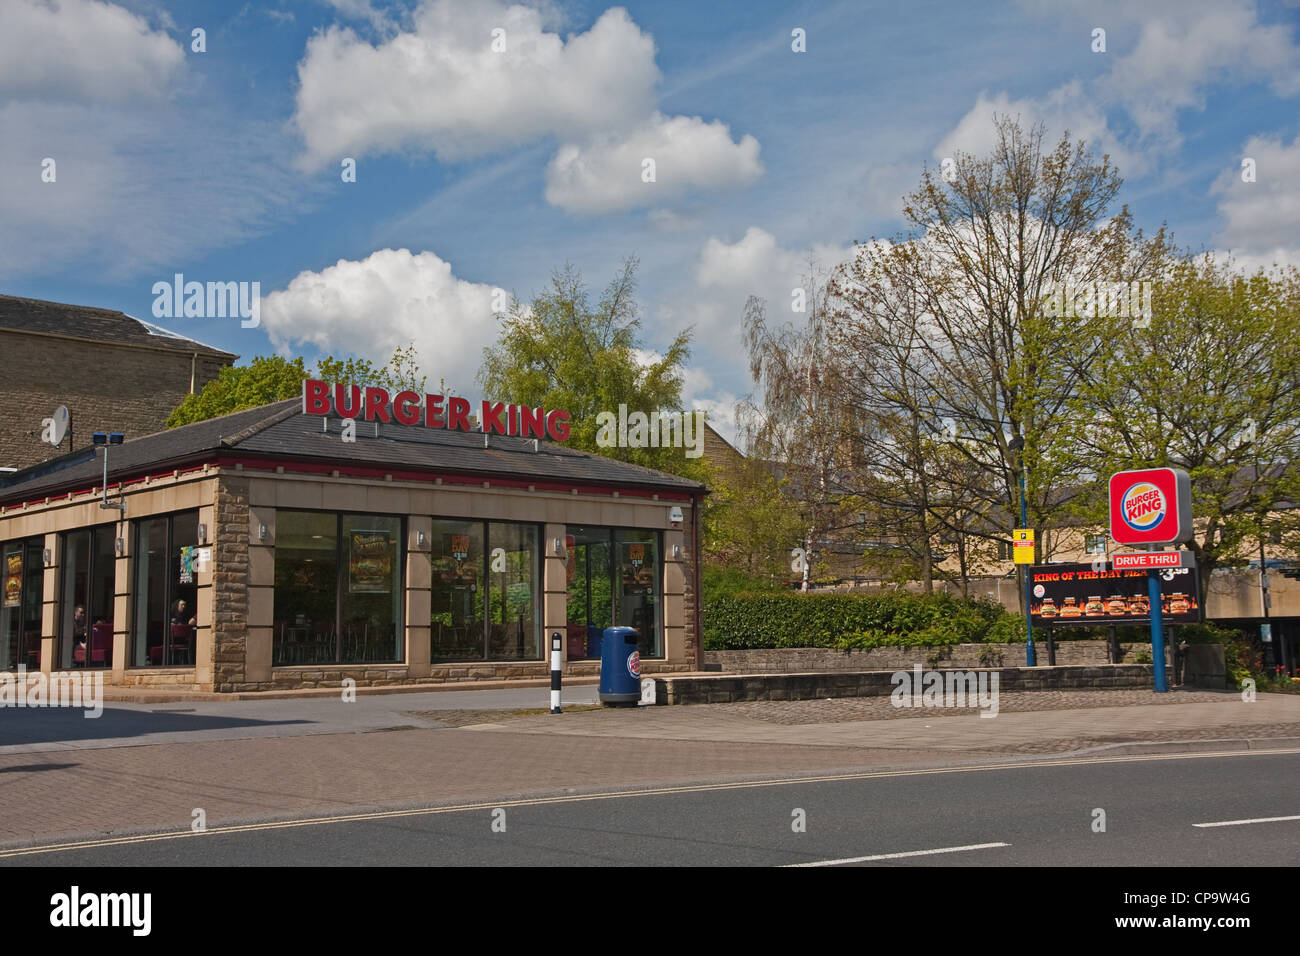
[701,590,1018,650]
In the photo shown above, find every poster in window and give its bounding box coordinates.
[621,543,653,594]
[3,552,21,607]
[349,530,393,593]
[178,546,197,585]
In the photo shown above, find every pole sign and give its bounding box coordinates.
[1107,467,1193,546]
[1012,528,1035,564]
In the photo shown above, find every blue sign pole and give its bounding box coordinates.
[1148,569,1168,693]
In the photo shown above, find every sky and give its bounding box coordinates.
[2,0,1298,444]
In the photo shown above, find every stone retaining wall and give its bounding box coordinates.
[656,664,1156,705]
[703,641,1163,673]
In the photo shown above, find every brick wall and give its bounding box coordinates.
[0,330,230,471]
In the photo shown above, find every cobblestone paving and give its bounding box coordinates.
[714,688,1243,725]
[977,722,1300,755]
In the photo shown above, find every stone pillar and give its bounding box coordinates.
[542,522,568,663]
[40,533,58,675]
[406,516,432,678]
[245,502,275,683]
[211,476,250,691]
[663,528,686,663]
[111,520,129,681]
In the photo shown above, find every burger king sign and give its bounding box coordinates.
[1108,468,1193,546]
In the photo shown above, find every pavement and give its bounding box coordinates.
[0,686,1295,851]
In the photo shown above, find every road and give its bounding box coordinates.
[4,750,1295,866]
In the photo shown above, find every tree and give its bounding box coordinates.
[744,117,1166,595]
[703,456,807,579]
[1069,254,1300,604]
[478,258,698,476]
[166,345,427,427]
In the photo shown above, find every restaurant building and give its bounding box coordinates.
[0,391,705,692]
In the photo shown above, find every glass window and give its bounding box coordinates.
[2,539,44,671]
[1085,534,1107,555]
[487,522,539,661]
[133,511,199,667]
[431,520,485,660]
[61,526,116,669]
[341,515,401,663]
[566,526,662,659]
[430,520,541,662]
[272,511,403,665]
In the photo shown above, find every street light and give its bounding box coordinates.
[93,432,126,513]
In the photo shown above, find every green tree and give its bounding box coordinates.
[167,345,427,427]
[1069,254,1300,602]
[478,258,698,476]
[703,457,807,579]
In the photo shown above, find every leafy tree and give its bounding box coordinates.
[167,345,427,427]
[478,258,698,477]
[1069,254,1300,603]
[703,456,807,579]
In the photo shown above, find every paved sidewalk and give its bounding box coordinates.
[460,690,1300,751]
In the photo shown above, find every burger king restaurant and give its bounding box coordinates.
[0,383,705,692]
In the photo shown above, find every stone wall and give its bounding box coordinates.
[0,330,229,472]
[656,664,1157,705]
[703,641,1165,673]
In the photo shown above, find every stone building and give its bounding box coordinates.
[0,391,705,691]
[0,294,235,472]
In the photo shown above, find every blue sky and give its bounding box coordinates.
[2,0,1298,441]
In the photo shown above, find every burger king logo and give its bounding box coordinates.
[627,651,641,678]
[1121,482,1167,532]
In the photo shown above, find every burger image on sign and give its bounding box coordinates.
[1108,468,1193,546]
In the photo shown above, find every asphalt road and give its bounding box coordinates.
[5,751,1295,867]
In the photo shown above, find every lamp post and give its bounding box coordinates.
[1009,434,1035,666]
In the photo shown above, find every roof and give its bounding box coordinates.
[0,400,706,504]
[0,294,236,359]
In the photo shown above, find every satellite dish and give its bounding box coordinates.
[42,405,70,447]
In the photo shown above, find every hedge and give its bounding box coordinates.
[702,591,1023,650]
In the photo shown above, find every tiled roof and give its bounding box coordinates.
[0,400,706,503]
[0,294,236,359]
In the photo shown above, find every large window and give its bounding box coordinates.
[61,526,117,669]
[565,526,662,659]
[2,538,44,671]
[431,520,539,661]
[133,511,199,667]
[273,511,402,665]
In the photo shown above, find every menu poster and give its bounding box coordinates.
[621,543,653,594]
[349,530,393,593]
[1029,562,1202,626]
[3,552,20,608]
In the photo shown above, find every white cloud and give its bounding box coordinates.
[544,112,762,215]
[1211,133,1300,257]
[0,0,184,103]
[936,82,1145,177]
[260,248,501,386]
[292,0,659,169]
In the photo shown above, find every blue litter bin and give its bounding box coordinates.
[599,626,641,706]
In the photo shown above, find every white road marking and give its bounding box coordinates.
[1193,814,1300,828]
[785,842,1010,867]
